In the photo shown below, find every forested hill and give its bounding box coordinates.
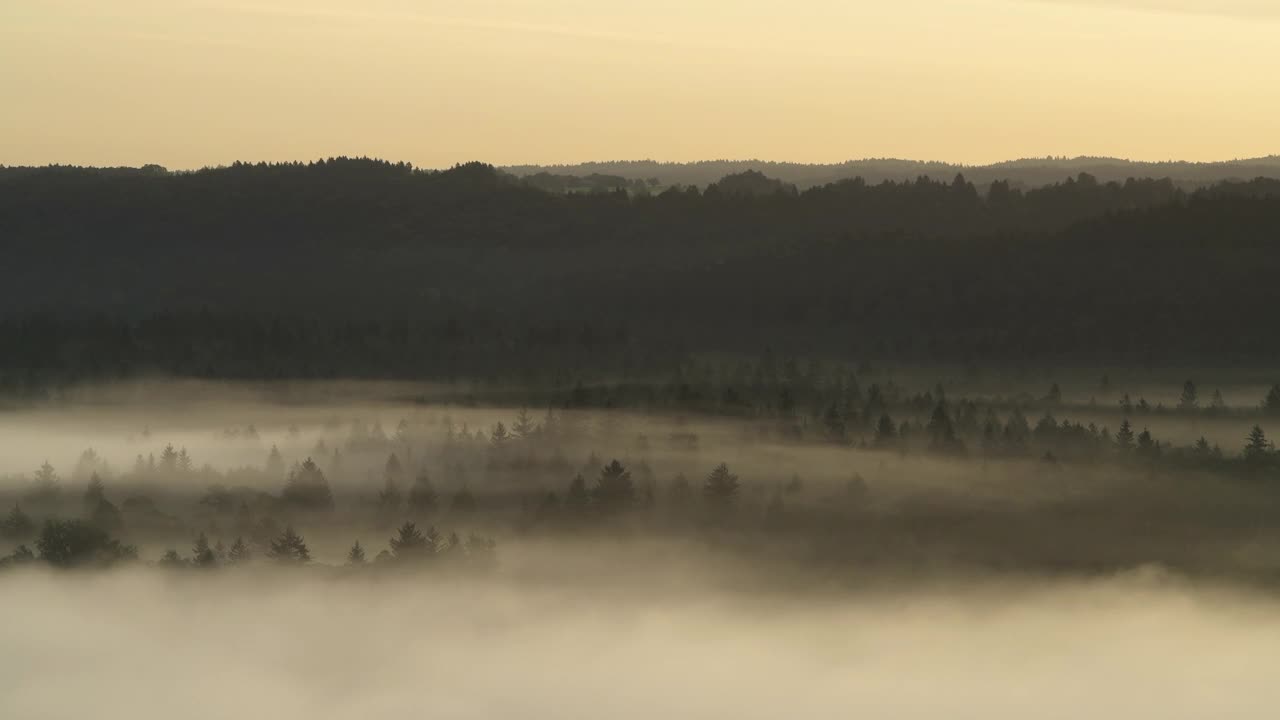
[504,156,1280,191]
[2,158,1280,384]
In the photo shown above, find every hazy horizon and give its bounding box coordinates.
[7,153,1280,173]
[4,0,1279,169]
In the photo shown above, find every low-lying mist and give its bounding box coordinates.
[6,380,1280,718]
[4,560,1280,719]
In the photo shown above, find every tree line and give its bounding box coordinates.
[4,159,1280,383]
[6,390,1280,572]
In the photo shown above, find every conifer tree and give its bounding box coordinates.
[159,549,185,568]
[347,540,367,565]
[1178,381,1198,411]
[703,463,740,504]
[1244,425,1271,462]
[1046,383,1062,405]
[389,521,436,560]
[1,504,35,540]
[593,460,635,513]
[1115,419,1135,452]
[822,401,846,443]
[266,444,285,478]
[512,408,536,440]
[159,444,179,474]
[1136,429,1158,458]
[1210,389,1227,414]
[268,526,311,564]
[83,473,106,511]
[281,458,334,511]
[191,533,217,567]
[30,461,61,505]
[874,414,896,446]
[228,536,251,564]
[1265,386,1280,416]
[928,402,961,452]
[490,422,511,449]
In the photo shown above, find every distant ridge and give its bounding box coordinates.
[6,155,1280,193]
[503,156,1280,190]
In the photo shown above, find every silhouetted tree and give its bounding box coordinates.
[73,448,101,480]
[1046,383,1062,405]
[1210,389,1227,414]
[159,444,179,474]
[1116,419,1135,452]
[1137,428,1158,458]
[83,473,106,512]
[266,444,285,478]
[281,458,334,511]
[1266,386,1280,416]
[593,460,635,513]
[384,453,404,485]
[875,415,896,443]
[490,422,511,449]
[228,536,251,564]
[927,402,962,453]
[1244,425,1271,463]
[703,463,740,505]
[35,519,136,568]
[389,521,437,560]
[1120,394,1134,414]
[28,461,61,506]
[1,504,35,540]
[1178,380,1199,411]
[267,526,311,564]
[159,549,185,568]
[512,408,536,440]
[347,540,367,565]
[191,533,217,568]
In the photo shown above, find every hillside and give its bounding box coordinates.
[3,159,1280,387]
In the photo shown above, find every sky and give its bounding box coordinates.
[1,0,1277,168]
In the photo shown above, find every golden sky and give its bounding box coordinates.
[2,0,1277,168]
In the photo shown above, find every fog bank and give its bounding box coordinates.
[3,567,1278,719]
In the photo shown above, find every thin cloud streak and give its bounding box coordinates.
[203,2,898,65]
[208,3,682,46]
[1023,0,1280,20]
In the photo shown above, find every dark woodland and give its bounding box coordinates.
[3,159,1280,394]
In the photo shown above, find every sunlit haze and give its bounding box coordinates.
[6,4,1280,719]
[2,0,1277,168]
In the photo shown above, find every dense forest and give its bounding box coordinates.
[3,158,1280,394]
